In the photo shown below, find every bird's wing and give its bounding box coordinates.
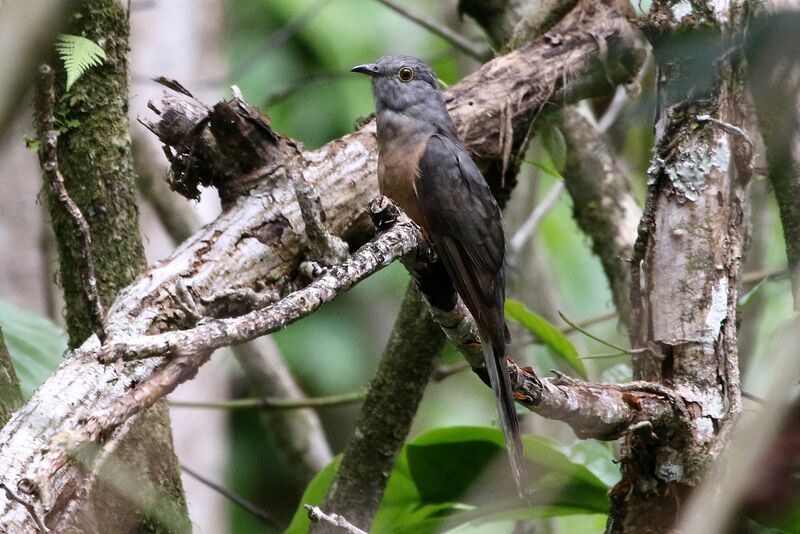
[417,133,528,500]
[416,133,507,346]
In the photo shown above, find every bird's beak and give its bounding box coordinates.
[351,63,380,77]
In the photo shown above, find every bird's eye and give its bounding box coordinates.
[397,66,414,82]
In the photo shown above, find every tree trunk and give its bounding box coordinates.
[37,1,190,531]
[0,328,23,427]
[612,2,749,531]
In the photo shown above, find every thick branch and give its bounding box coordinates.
[615,3,749,531]
[133,136,333,486]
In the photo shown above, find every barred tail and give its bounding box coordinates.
[481,333,529,501]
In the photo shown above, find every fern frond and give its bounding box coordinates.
[55,34,107,91]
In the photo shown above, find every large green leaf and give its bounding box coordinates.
[0,300,66,398]
[288,427,612,533]
[505,299,587,378]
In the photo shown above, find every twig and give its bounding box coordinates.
[34,64,106,342]
[305,505,367,534]
[741,267,789,284]
[510,180,565,252]
[522,309,618,345]
[431,361,471,381]
[741,391,764,404]
[558,311,643,355]
[180,464,279,529]
[0,483,49,534]
[263,71,352,107]
[169,389,366,410]
[580,351,628,360]
[370,0,489,61]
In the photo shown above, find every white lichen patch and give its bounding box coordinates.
[693,416,716,444]
[656,447,685,482]
[665,135,730,202]
[703,276,728,343]
[672,0,693,20]
[677,382,725,419]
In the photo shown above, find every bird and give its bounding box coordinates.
[352,55,528,499]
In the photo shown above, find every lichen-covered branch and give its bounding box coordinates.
[35,64,106,342]
[133,136,334,486]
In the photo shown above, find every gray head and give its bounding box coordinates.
[351,55,454,132]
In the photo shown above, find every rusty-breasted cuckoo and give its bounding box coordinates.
[352,55,527,498]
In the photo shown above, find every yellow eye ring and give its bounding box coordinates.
[398,66,414,82]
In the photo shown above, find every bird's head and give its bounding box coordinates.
[351,55,443,115]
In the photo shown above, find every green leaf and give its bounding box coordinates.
[505,299,587,378]
[522,159,564,181]
[55,34,107,91]
[289,427,613,534]
[540,124,567,173]
[405,426,504,503]
[0,300,66,398]
[285,456,341,533]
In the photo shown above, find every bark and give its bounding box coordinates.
[0,328,23,427]
[0,4,645,530]
[613,3,750,531]
[31,1,189,532]
[313,287,446,533]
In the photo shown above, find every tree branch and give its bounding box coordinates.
[133,134,334,485]
[747,14,800,310]
[560,105,641,326]
[371,0,489,60]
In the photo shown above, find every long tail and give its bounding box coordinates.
[481,333,529,501]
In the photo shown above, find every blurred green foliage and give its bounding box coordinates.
[0,300,66,398]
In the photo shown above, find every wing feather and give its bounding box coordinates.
[416,133,507,345]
